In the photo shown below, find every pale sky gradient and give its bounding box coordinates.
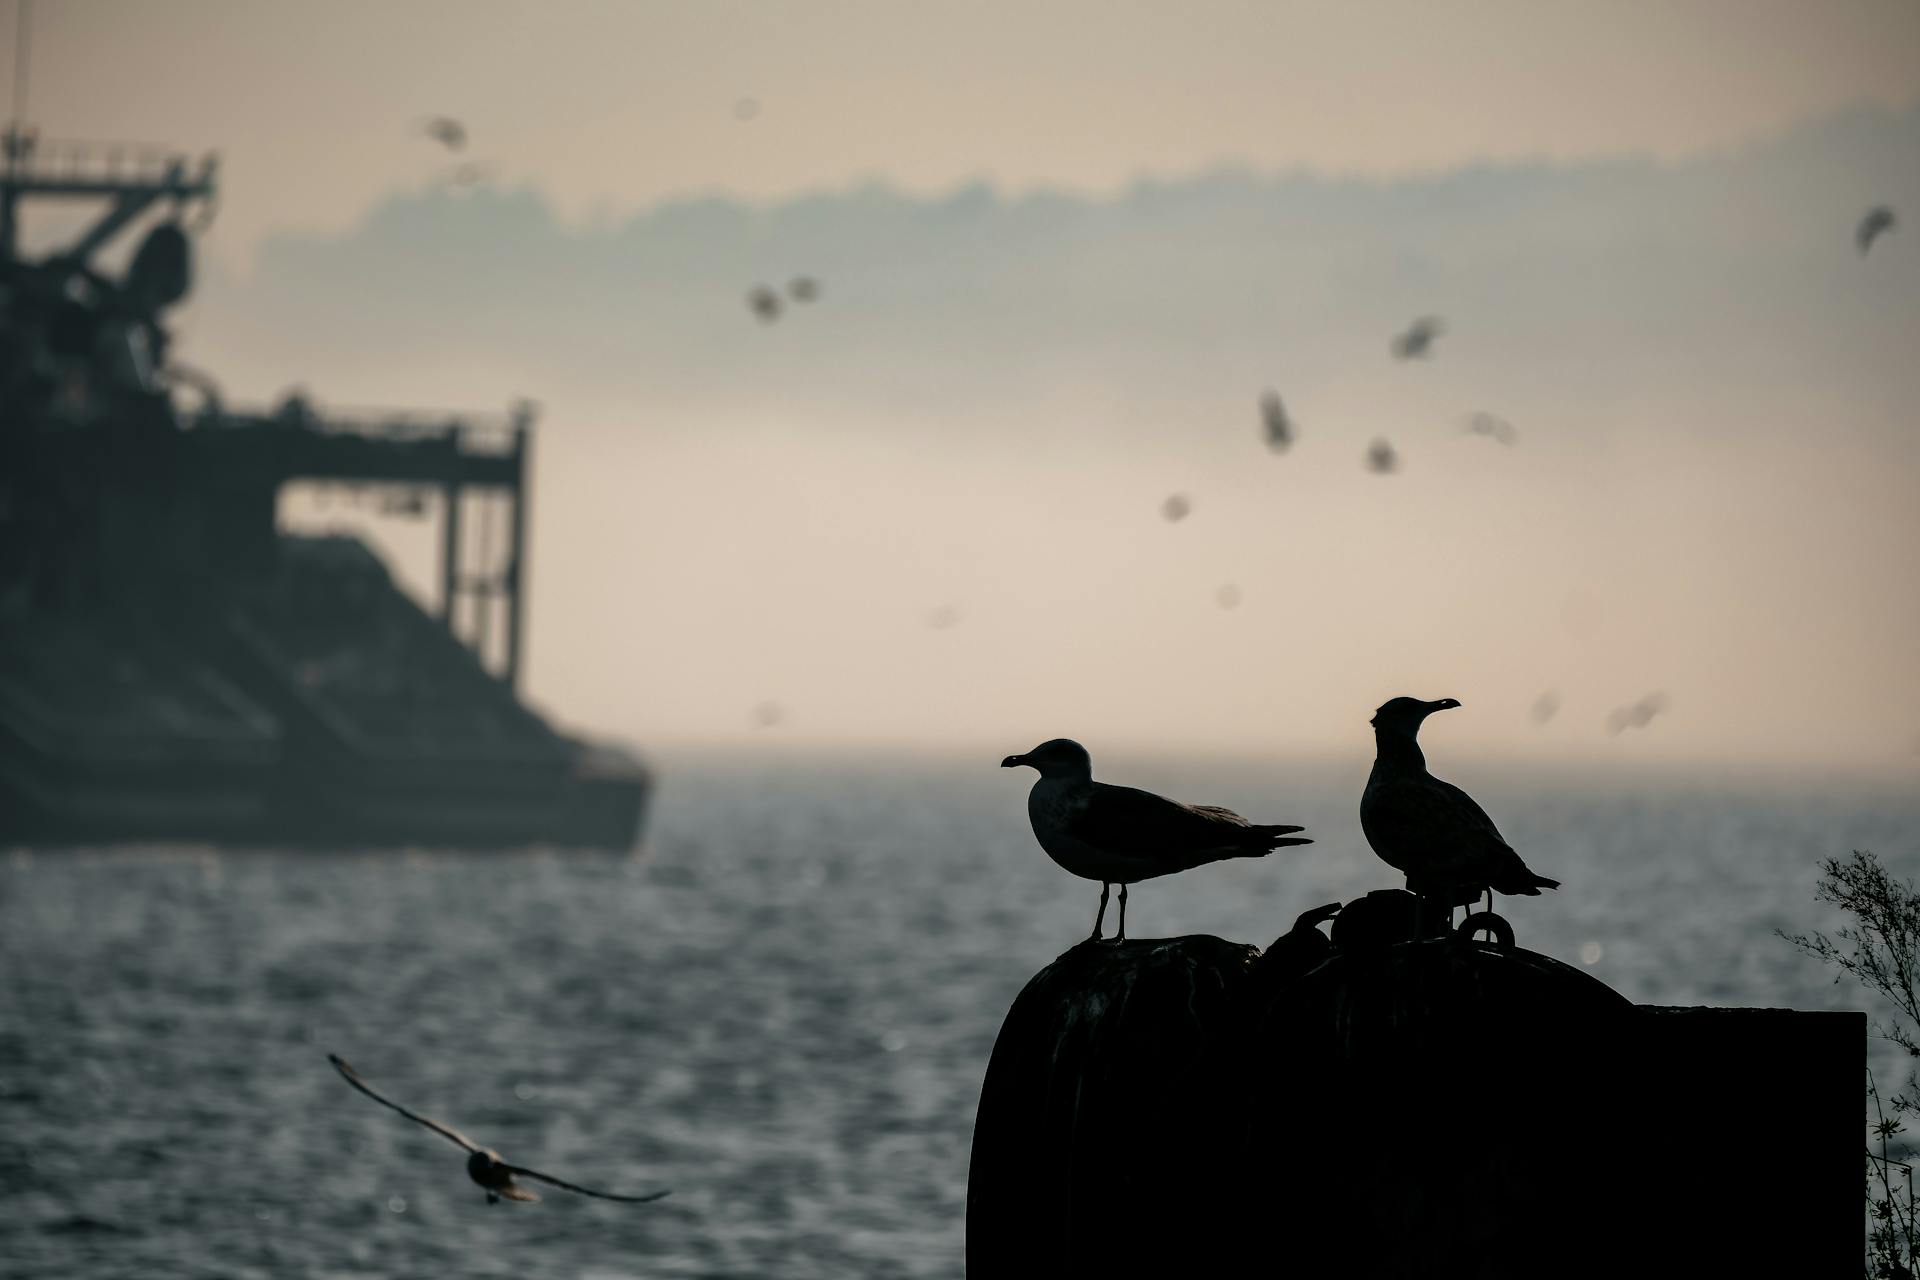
[11,2,1920,773]
[14,1,1920,267]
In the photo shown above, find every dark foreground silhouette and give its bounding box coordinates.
[328,1054,670,1206]
[967,906,1860,1278]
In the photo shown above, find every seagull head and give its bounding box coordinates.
[1000,738,1092,779]
[1370,696,1461,735]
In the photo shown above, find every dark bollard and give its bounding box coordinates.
[966,935,1259,1277]
[970,919,1862,1278]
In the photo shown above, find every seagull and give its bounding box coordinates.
[1464,412,1518,446]
[1857,206,1897,256]
[1390,316,1445,360]
[1161,493,1192,521]
[1605,691,1669,735]
[327,1054,670,1207]
[747,286,782,323]
[1365,438,1398,474]
[788,276,820,303]
[1001,738,1313,941]
[423,117,467,152]
[1360,698,1559,913]
[1260,390,1294,452]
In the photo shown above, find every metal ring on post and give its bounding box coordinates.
[1456,910,1514,949]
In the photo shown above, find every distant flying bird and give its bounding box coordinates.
[788,276,820,303]
[1002,738,1312,941]
[1605,691,1669,735]
[1260,390,1294,452]
[733,97,761,122]
[327,1054,670,1207]
[1857,206,1897,256]
[1464,412,1518,446]
[1390,316,1445,360]
[927,605,960,630]
[1161,493,1192,521]
[1530,692,1561,725]
[747,286,782,323]
[1215,583,1241,610]
[1365,438,1398,474]
[1361,697,1560,911]
[423,117,467,152]
[752,699,785,727]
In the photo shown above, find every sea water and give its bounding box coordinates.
[2,753,1915,1278]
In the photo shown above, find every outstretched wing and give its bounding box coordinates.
[1071,783,1307,865]
[504,1165,672,1203]
[327,1054,481,1154]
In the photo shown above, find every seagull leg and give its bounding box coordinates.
[1091,882,1110,941]
[1115,883,1129,942]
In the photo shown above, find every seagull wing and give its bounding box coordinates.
[1363,774,1510,883]
[503,1165,672,1203]
[328,1054,482,1154]
[1070,783,1308,864]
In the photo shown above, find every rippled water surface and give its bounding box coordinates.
[3,755,1917,1278]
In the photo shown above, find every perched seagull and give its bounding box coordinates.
[423,116,468,152]
[1857,206,1897,256]
[788,276,820,303]
[327,1054,671,1207]
[1360,698,1560,911]
[1260,390,1294,452]
[1390,316,1445,360]
[1002,738,1312,941]
[1365,438,1399,474]
[747,286,782,323]
[1464,412,1518,446]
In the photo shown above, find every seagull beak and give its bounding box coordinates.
[1000,754,1026,768]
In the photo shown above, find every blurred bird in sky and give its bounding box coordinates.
[1162,493,1192,521]
[1002,738,1312,940]
[747,286,782,323]
[1530,691,1561,725]
[1857,205,1897,256]
[1216,583,1241,610]
[1361,697,1560,912]
[327,1054,670,1207]
[1464,411,1518,445]
[1606,691,1670,735]
[1390,316,1445,359]
[1260,389,1294,452]
[422,116,467,151]
[1365,439,1398,474]
[788,276,820,303]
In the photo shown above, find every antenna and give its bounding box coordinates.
[9,0,28,128]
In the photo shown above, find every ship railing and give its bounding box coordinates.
[209,401,533,455]
[1,131,217,194]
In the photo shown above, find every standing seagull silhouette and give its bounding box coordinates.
[1002,739,1313,941]
[327,1054,671,1206]
[1360,698,1559,917]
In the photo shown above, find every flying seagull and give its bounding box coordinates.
[788,276,820,303]
[1002,738,1312,941]
[747,286,782,323]
[1857,206,1897,256]
[327,1054,670,1207]
[1365,438,1398,474]
[1260,390,1294,452]
[1390,316,1445,360]
[1360,698,1559,913]
[423,117,468,152]
[1464,412,1518,446]
[1161,493,1192,522]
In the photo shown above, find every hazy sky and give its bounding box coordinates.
[12,3,1920,772]
[16,0,1920,265]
